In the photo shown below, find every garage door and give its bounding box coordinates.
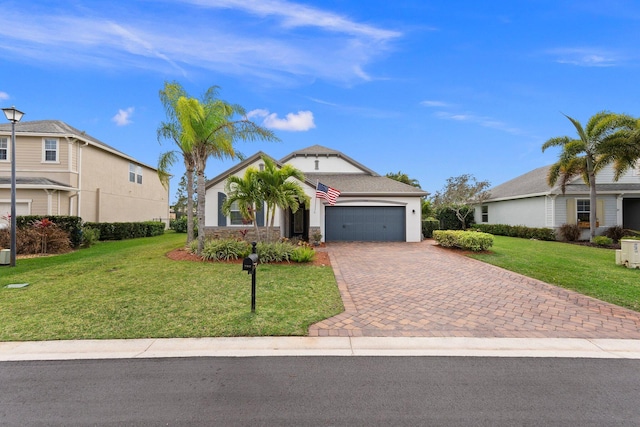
[0,202,30,228]
[325,206,405,242]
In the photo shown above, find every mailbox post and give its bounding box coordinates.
[242,242,259,313]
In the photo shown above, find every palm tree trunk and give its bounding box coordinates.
[196,163,207,255]
[589,171,597,242]
[185,165,195,245]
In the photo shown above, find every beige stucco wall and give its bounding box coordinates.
[80,145,169,223]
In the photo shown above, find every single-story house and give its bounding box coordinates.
[205,145,428,242]
[0,120,170,226]
[475,163,640,237]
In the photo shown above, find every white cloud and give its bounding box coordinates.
[112,107,134,126]
[0,2,401,84]
[434,111,522,135]
[546,47,621,67]
[248,109,315,131]
[421,100,451,108]
[0,91,9,101]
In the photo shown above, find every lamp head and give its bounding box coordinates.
[2,106,24,123]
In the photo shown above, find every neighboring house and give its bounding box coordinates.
[0,120,170,226]
[205,145,428,242]
[475,163,640,237]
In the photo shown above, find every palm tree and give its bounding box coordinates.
[542,112,636,241]
[222,166,263,242]
[385,171,421,188]
[157,83,197,244]
[256,156,309,242]
[157,81,279,254]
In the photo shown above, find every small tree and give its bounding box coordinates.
[432,174,490,230]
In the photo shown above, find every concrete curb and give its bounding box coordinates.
[1,337,640,361]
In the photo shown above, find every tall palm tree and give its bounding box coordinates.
[542,111,636,241]
[256,156,309,242]
[222,166,263,242]
[158,81,279,254]
[157,83,197,244]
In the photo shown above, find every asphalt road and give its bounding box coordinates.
[1,357,639,426]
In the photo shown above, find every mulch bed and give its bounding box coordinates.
[166,247,331,267]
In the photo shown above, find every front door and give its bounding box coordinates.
[288,207,309,241]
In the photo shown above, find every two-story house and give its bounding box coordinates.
[0,120,169,226]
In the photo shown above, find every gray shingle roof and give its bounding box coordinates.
[0,177,74,188]
[305,173,428,196]
[0,120,152,169]
[485,165,555,201]
[486,164,640,201]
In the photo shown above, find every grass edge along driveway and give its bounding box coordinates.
[468,235,640,313]
[0,232,343,342]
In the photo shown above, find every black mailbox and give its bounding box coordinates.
[242,253,258,274]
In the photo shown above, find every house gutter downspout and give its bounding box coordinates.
[73,137,89,218]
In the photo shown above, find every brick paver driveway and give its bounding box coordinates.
[309,241,640,338]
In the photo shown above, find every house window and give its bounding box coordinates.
[576,199,590,223]
[481,205,488,223]
[0,138,7,161]
[230,201,251,225]
[129,163,143,184]
[43,138,58,162]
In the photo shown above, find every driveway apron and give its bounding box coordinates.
[309,241,640,338]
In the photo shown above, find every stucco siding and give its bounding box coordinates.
[480,197,547,227]
[285,156,363,173]
[80,146,169,223]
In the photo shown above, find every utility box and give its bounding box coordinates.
[617,239,640,269]
[0,249,9,265]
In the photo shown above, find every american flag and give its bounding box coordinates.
[316,182,341,205]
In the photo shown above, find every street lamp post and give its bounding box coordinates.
[2,106,25,267]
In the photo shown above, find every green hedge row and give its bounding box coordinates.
[470,223,556,241]
[421,218,440,238]
[84,221,165,241]
[16,215,84,248]
[433,230,494,252]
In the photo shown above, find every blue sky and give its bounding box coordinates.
[1,0,639,202]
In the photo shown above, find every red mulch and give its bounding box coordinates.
[166,247,331,267]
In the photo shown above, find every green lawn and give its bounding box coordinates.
[469,236,640,312]
[0,232,343,341]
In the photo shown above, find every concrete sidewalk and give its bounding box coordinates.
[2,337,640,361]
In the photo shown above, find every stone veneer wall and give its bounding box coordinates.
[204,227,281,242]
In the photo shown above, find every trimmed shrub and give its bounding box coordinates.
[84,221,165,241]
[256,241,295,263]
[291,246,316,263]
[558,223,582,242]
[421,218,440,238]
[471,224,556,241]
[201,239,250,261]
[433,230,494,252]
[593,236,613,247]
